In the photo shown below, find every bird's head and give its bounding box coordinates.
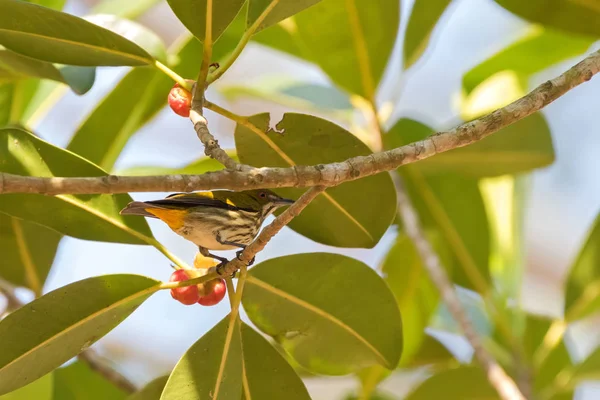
[235,189,295,216]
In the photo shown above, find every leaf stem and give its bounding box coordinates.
[207,0,280,84]
[154,60,191,90]
[192,0,213,111]
[159,271,219,289]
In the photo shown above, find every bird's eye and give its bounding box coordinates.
[259,192,267,198]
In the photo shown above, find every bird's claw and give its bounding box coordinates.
[216,260,237,279]
[236,250,255,266]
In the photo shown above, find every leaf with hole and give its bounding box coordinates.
[0,274,159,395]
[0,0,153,66]
[235,113,396,248]
[160,315,242,400]
[294,0,399,98]
[0,213,60,294]
[240,323,311,399]
[404,0,452,69]
[53,361,127,400]
[242,253,403,375]
[0,128,153,244]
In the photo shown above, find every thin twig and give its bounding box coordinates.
[217,186,326,277]
[4,47,600,195]
[78,349,137,394]
[394,176,525,400]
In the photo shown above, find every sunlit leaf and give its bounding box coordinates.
[235,113,396,248]
[0,274,160,395]
[243,253,403,375]
[0,374,53,400]
[53,361,127,400]
[0,213,60,294]
[128,376,168,400]
[0,128,153,244]
[404,0,452,69]
[240,323,311,399]
[405,366,498,399]
[0,0,153,66]
[161,316,242,400]
[564,213,600,321]
[294,0,399,98]
[166,0,245,42]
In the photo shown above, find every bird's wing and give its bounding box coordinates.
[146,192,252,212]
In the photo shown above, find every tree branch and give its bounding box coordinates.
[394,176,525,400]
[3,48,600,195]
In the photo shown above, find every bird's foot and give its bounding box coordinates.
[236,250,255,266]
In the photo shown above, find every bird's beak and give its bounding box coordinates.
[271,195,295,206]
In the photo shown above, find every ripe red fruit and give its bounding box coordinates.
[169,269,200,305]
[168,82,193,117]
[197,278,227,306]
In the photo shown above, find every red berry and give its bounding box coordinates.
[168,82,193,117]
[169,270,199,305]
[197,279,227,306]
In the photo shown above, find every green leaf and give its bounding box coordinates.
[118,154,232,176]
[571,347,600,384]
[166,0,245,42]
[247,0,321,31]
[404,0,452,69]
[59,66,96,95]
[53,361,127,400]
[235,113,396,248]
[386,117,554,178]
[0,213,60,294]
[240,323,311,400]
[294,0,400,98]
[25,0,65,10]
[0,48,64,83]
[0,80,42,126]
[463,28,593,94]
[564,213,600,321]
[0,274,159,395]
[252,23,306,59]
[430,288,491,337]
[405,366,498,399]
[128,376,168,400]
[0,128,153,244]
[160,316,242,400]
[92,0,162,19]
[0,0,153,66]
[0,374,53,400]
[381,232,450,365]
[494,0,600,38]
[242,253,403,375]
[405,333,457,368]
[83,14,167,63]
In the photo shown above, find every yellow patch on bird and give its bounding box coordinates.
[145,208,187,230]
[225,198,235,207]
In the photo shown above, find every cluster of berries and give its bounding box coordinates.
[169,253,226,306]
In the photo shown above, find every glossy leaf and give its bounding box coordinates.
[495,0,600,38]
[166,0,245,42]
[404,0,452,69]
[294,0,399,98]
[381,232,450,365]
[235,113,396,248]
[463,28,593,94]
[0,1,152,66]
[53,361,127,400]
[386,117,554,177]
[0,374,53,400]
[240,323,311,400]
[0,128,153,244]
[247,0,321,31]
[92,0,162,19]
[0,213,60,293]
[160,316,242,400]
[564,213,600,321]
[0,274,159,395]
[242,253,403,375]
[84,14,167,63]
[405,366,498,400]
[118,154,231,176]
[128,376,168,400]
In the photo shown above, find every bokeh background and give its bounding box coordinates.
[6,0,600,398]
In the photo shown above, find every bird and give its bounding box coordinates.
[120,189,295,264]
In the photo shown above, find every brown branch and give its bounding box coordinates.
[394,176,525,400]
[3,47,600,195]
[217,186,326,277]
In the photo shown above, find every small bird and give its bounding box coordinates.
[120,189,295,263]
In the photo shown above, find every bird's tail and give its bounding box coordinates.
[120,201,162,218]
